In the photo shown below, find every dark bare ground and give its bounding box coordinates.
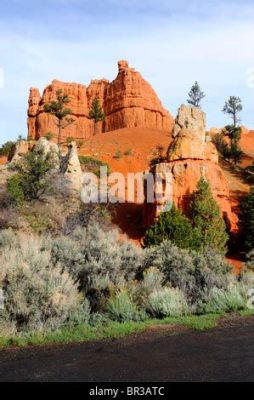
[0,315,254,382]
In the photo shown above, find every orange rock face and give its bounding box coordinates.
[144,105,238,232]
[28,61,174,141]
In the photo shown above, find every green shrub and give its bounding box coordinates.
[114,149,122,159]
[66,136,74,144]
[79,156,110,177]
[124,148,133,156]
[189,178,228,254]
[0,232,87,333]
[6,175,25,206]
[149,241,232,305]
[77,139,85,149]
[132,267,164,308]
[145,179,228,254]
[199,284,246,314]
[25,214,53,234]
[0,141,15,158]
[107,291,147,322]
[44,132,54,141]
[239,189,254,251]
[0,229,19,250]
[144,206,197,249]
[212,134,231,160]
[146,287,189,318]
[50,225,144,303]
[6,150,54,202]
[245,251,254,271]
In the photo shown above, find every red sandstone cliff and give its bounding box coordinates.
[144,105,238,232]
[28,61,174,141]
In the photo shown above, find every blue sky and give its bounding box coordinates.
[0,0,254,144]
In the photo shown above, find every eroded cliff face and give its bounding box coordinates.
[27,61,174,141]
[144,105,238,232]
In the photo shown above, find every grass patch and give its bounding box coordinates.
[0,314,224,349]
[113,149,122,159]
[79,156,111,177]
[124,148,133,156]
[238,308,254,317]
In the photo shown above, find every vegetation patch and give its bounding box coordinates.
[0,314,225,348]
[79,156,110,176]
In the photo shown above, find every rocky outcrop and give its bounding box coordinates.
[27,61,174,141]
[33,137,60,170]
[9,140,29,164]
[61,142,82,192]
[144,105,238,232]
[168,105,218,163]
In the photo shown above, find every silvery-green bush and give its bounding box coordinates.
[245,250,254,271]
[146,287,189,318]
[106,291,147,322]
[50,225,144,310]
[132,267,164,308]
[146,241,233,305]
[199,283,246,314]
[0,231,88,333]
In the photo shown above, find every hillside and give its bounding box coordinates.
[80,127,172,175]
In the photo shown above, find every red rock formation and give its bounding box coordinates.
[28,61,174,142]
[144,105,238,232]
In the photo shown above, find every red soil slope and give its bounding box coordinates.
[240,130,254,166]
[80,127,172,175]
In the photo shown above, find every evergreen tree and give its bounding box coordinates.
[223,96,242,128]
[0,141,15,158]
[187,81,205,108]
[44,89,74,146]
[223,125,241,146]
[7,150,54,203]
[189,178,228,253]
[229,142,243,166]
[239,188,254,251]
[89,97,105,135]
[144,206,198,249]
[222,97,243,165]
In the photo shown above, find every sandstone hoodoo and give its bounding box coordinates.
[28,61,174,142]
[144,105,238,232]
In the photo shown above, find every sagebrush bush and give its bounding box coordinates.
[146,287,189,318]
[147,241,232,305]
[50,225,144,305]
[199,284,246,314]
[0,223,246,338]
[132,267,164,308]
[106,291,147,322]
[0,232,87,333]
[245,250,254,271]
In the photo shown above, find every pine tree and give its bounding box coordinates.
[7,150,54,203]
[239,188,254,251]
[187,81,205,108]
[223,96,242,128]
[222,97,243,165]
[89,97,105,135]
[144,206,198,249]
[189,178,228,254]
[44,89,74,146]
